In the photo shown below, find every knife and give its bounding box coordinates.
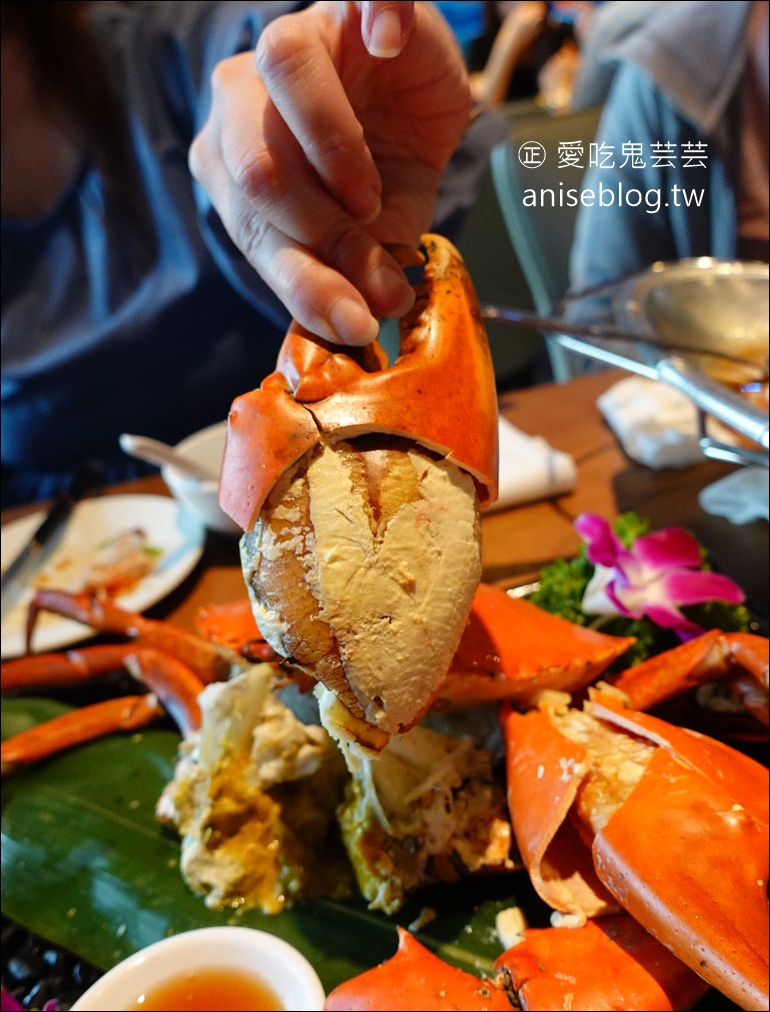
[1,461,103,607]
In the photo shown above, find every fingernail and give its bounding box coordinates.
[367,262,415,315]
[366,9,403,58]
[328,298,379,346]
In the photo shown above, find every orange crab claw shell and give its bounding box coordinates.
[499,702,618,919]
[436,585,636,709]
[218,384,323,534]
[495,913,710,1012]
[610,629,769,712]
[585,693,769,1010]
[219,233,499,532]
[588,689,769,825]
[1,694,163,776]
[726,631,769,688]
[323,927,511,1011]
[305,235,498,499]
[591,742,769,1009]
[501,691,770,1008]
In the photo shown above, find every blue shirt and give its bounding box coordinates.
[1,0,509,508]
[569,0,755,294]
[1,1,300,507]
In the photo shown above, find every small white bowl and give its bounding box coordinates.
[70,925,326,1011]
[161,422,242,536]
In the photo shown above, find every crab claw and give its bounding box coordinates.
[610,628,769,723]
[323,927,512,1011]
[500,689,769,1010]
[219,234,499,747]
[435,584,636,709]
[495,913,709,1011]
[219,234,498,532]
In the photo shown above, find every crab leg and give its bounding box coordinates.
[1,643,205,774]
[3,642,204,735]
[1,695,163,776]
[25,589,233,683]
[500,691,769,1009]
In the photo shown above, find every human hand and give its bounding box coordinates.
[189,1,472,346]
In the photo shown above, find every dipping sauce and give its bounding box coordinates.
[128,966,283,1010]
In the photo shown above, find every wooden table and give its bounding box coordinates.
[4,369,766,630]
[2,369,764,1012]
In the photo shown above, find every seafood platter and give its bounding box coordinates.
[2,236,768,1011]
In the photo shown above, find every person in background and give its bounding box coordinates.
[569,0,670,112]
[467,1,601,109]
[468,1,547,108]
[569,0,769,295]
[432,0,488,60]
[2,1,494,508]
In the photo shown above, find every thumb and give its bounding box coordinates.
[360,1,415,57]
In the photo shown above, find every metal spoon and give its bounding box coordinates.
[119,434,217,482]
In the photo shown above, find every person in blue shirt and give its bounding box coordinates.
[2,1,498,507]
[569,0,768,294]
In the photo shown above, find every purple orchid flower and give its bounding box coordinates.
[1,990,24,1012]
[574,513,745,641]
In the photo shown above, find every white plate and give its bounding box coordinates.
[1,495,205,660]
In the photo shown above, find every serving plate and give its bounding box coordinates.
[1,496,205,660]
[546,259,770,465]
[617,258,769,387]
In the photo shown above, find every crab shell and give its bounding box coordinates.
[500,690,769,1010]
[324,917,708,1012]
[323,926,512,1011]
[495,913,709,1012]
[219,234,499,532]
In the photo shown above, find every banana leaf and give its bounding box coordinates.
[2,697,543,994]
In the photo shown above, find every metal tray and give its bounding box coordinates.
[487,259,769,466]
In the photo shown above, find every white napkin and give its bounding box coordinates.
[698,467,769,524]
[597,376,706,469]
[485,416,577,513]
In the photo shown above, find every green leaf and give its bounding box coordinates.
[2,698,541,993]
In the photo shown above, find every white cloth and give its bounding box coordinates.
[698,467,769,524]
[597,376,705,469]
[485,417,577,513]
